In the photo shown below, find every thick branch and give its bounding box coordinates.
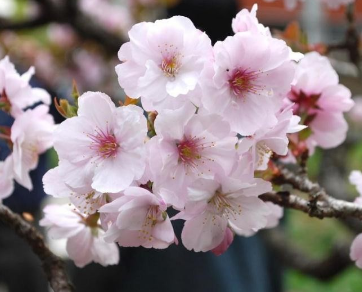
[0,203,74,292]
[262,229,351,281]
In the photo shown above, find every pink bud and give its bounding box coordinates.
[211,228,234,256]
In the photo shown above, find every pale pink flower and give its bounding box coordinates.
[264,202,284,229]
[232,4,271,36]
[238,105,306,170]
[177,173,272,252]
[349,170,362,196]
[288,52,354,150]
[147,102,238,209]
[201,32,294,135]
[0,56,51,117]
[43,162,122,215]
[40,204,119,268]
[351,234,362,269]
[100,187,175,249]
[11,105,54,190]
[211,227,234,256]
[116,16,212,110]
[349,96,362,124]
[0,155,14,200]
[53,91,147,193]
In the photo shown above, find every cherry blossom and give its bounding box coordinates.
[177,173,272,252]
[116,16,212,110]
[100,187,175,249]
[288,52,354,151]
[211,227,234,256]
[0,56,51,117]
[11,105,55,190]
[0,155,14,200]
[40,204,119,268]
[232,4,271,36]
[52,91,147,193]
[201,32,294,135]
[238,105,306,171]
[147,102,238,209]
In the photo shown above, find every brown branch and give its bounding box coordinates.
[0,203,74,292]
[262,229,351,281]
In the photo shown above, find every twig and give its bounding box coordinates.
[0,203,74,292]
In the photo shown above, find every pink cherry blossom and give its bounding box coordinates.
[211,227,234,256]
[350,170,362,196]
[201,32,294,135]
[238,105,306,170]
[40,204,119,268]
[53,91,147,193]
[288,52,354,150]
[116,16,212,110]
[349,97,362,124]
[232,4,271,36]
[11,105,54,190]
[0,155,14,200]
[264,202,284,229]
[100,187,175,249]
[0,56,51,117]
[43,161,122,215]
[177,172,272,252]
[351,233,362,269]
[148,102,238,209]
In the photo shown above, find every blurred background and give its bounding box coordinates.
[1,0,362,291]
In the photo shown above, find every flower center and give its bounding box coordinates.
[89,128,119,159]
[177,137,202,166]
[209,192,242,220]
[228,69,260,97]
[161,55,181,78]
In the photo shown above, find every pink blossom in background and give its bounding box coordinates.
[350,170,362,196]
[288,52,354,151]
[11,105,55,190]
[232,4,271,36]
[147,102,238,209]
[351,233,362,269]
[201,32,294,136]
[40,204,119,268]
[52,91,147,193]
[0,155,14,200]
[0,56,51,117]
[349,96,362,124]
[116,16,212,111]
[100,187,175,249]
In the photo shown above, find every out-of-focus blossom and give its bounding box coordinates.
[320,0,355,9]
[116,16,212,111]
[232,4,271,36]
[0,56,51,117]
[350,170,362,196]
[201,32,294,135]
[349,96,362,124]
[40,204,120,268]
[148,102,237,209]
[100,187,175,249]
[287,52,354,152]
[0,0,15,18]
[0,155,14,200]
[52,92,147,193]
[11,105,55,190]
[47,24,77,48]
[263,0,302,10]
[351,233,362,269]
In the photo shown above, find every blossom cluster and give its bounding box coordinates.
[0,56,54,200]
[34,4,353,268]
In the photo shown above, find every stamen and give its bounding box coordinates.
[88,127,119,159]
[228,68,263,97]
[161,55,181,78]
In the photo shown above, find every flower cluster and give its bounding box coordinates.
[39,4,353,267]
[0,56,54,200]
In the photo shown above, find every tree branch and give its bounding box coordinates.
[0,203,74,292]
